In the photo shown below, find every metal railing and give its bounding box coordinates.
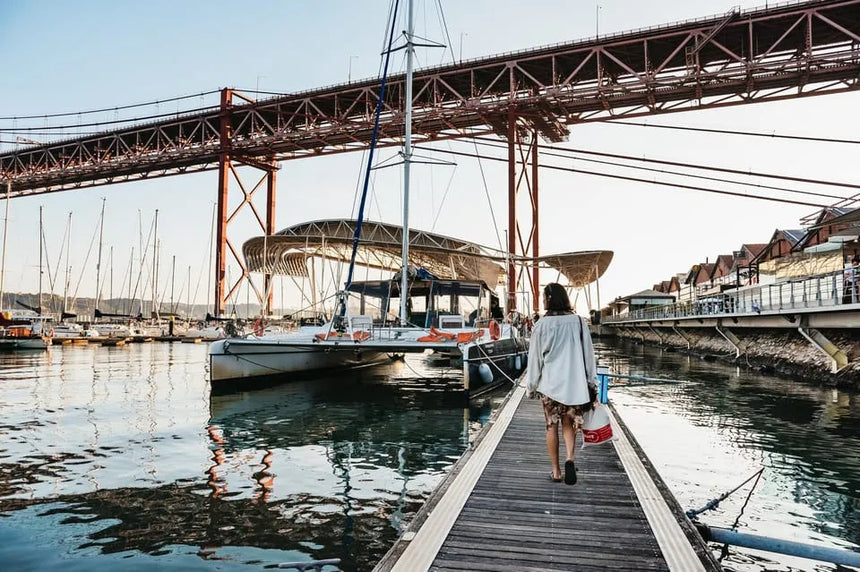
[604,269,859,323]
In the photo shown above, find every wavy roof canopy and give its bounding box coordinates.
[243,219,612,288]
[536,251,614,288]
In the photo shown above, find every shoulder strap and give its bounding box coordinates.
[577,315,588,376]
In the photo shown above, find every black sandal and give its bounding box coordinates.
[549,472,562,483]
[564,460,577,485]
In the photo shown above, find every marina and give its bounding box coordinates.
[0,0,859,570]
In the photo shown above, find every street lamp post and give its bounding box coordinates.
[348,55,359,83]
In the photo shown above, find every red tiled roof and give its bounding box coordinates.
[744,243,767,258]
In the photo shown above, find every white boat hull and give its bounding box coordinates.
[209,337,389,386]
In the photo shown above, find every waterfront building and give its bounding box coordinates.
[608,288,675,319]
[710,254,736,288]
[729,243,767,286]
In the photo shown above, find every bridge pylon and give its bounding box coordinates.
[506,107,541,316]
[215,88,278,317]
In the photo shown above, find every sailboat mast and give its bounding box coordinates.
[109,246,114,310]
[63,212,72,315]
[152,210,159,319]
[137,211,143,316]
[39,205,43,314]
[207,202,216,316]
[187,265,191,318]
[399,0,415,327]
[0,182,9,310]
[95,198,105,312]
[170,255,175,314]
[127,247,134,315]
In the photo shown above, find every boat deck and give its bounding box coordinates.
[375,386,719,571]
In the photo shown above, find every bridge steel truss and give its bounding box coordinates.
[1,0,858,313]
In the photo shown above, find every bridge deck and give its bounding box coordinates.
[375,386,718,571]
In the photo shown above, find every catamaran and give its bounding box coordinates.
[208,2,612,391]
[208,218,611,389]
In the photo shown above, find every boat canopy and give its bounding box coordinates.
[242,219,613,288]
[346,278,489,299]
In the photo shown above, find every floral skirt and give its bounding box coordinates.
[539,394,592,430]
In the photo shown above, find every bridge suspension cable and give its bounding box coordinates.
[1,104,220,132]
[0,90,220,122]
[416,144,831,209]
[606,121,860,147]
[470,138,854,202]
[472,136,860,191]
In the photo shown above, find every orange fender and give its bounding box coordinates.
[489,320,501,341]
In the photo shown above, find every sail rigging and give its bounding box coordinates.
[338,0,401,327]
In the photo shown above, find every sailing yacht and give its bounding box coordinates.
[210,1,509,390]
[208,2,612,391]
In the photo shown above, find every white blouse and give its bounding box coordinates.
[525,313,596,406]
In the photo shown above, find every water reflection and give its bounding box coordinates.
[598,339,860,571]
[0,345,492,571]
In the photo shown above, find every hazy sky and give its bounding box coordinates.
[0,0,856,316]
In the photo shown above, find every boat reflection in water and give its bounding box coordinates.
[203,369,486,569]
[0,345,497,571]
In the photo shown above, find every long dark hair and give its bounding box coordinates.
[543,282,572,315]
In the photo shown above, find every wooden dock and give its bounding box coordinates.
[375,385,720,571]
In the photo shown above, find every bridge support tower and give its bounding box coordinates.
[215,88,278,317]
[506,107,541,315]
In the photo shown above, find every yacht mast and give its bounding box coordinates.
[137,211,143,316]
[63,212,72,315]
[109,246,114,309]
[152,210,159,319]
[38,206,43,314]
[95,198,105,312]
[399,0,415,326]
[0,182,9,310]
[187,265,191,318]
[170,254,176,314]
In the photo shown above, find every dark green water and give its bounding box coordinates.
[0,340,857,571]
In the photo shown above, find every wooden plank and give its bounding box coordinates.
[428,395,671,569]
[377,390,718,571]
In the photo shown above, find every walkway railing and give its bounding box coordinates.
[604,270,857,323]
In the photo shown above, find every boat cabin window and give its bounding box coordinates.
[346,279,494,328]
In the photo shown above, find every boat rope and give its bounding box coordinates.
[717,467,765,562]
[398,356,458,380]
[471,339,520,385]
[433,0,456,65]
[686,467,765,520]
[473,137,504,251]
[341,0,400,301]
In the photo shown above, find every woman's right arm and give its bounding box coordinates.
[525,321,543,394]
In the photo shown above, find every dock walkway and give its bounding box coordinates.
[375,385,719,571]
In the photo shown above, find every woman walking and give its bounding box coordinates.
[526,283,597,485]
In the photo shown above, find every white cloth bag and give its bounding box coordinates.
[582,403,616,447]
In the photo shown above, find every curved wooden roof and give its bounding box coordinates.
[243,219,612,288]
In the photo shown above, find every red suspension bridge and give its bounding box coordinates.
[1,0,858,314]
